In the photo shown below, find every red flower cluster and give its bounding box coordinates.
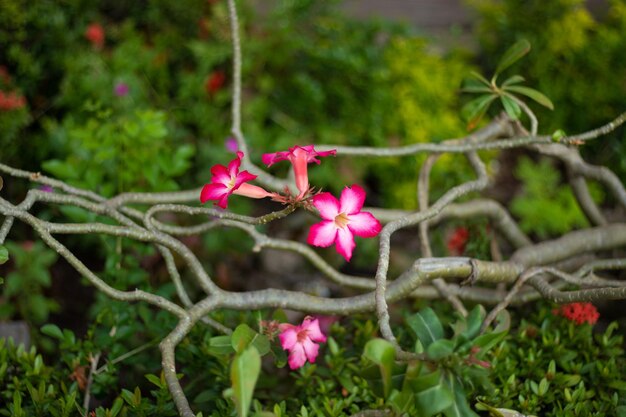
[85,23,105,48]
[206,71,226,94]
[447,227,469,255]
[0,90,26,111]
[553,302,599,325]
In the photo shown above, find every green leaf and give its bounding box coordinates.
[462,305,486,340]
[42,159,80,180]
[500,95,522,120]
[231,346,261,417]
[472,331,507,352]
[502,75,525,87]
[495,39,531,75]
[363,338,396,398]
[504,85,554,110]
[231,324,270,356]
[461,94,497,128]
[407,308,444,348]
[110,398,124,416]
[469,71,491,86]
[388,390,415,414]
[40,324,64,340]
[461,78,493,94]
[551,129,567,142]
[411,371,454,417]
[0,245,8,264]
[444,374,479,417]
[426,339,455,360]
[206,335,235,356]
[145,374,163,388]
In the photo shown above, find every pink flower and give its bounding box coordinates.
[114,82,129,97]
[200,151,272,209]
[307,184,382,261]
[225,137,239,153]
[262,145,336,198]
[279,317,327,370]
[39,185,54,193]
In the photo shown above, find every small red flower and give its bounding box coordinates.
[85,23,105,49]
[206,71,226,94]
[447,227,469,255]
[553,302,599,325]
[0,90,26,111]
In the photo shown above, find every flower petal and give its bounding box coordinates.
[200,183,230,204]
[210,164,231,185]
[227,151,244,177]
[302,338,320,364]
[287,343,307,370]
[262,150,291,167]
[335,227,355,261]
[312,192,340,219]
[339,184,366,215]
[233,170,257,189]
[303,319,327,343]
[279,327,298,350]
[307,221,338,248]
[347,212,382,238]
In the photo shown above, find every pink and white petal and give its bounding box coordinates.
[279,328,298,350]
[210,164,231,184]
[302,338,320,364]
[262,150,290,167]
[347,212,382,238]
[233,170,257,189]
[287,344,307,370]
[200,183,229,203]
[308,148,337,164]
[339,184,366,214]
[312,192,340,219]
[335,227,356,262]
[304,319,327,343]
[216,193,230,209]
[307,221,338,248]
[226,151,244,177]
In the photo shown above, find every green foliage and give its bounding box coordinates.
[470,0,626,178]
[361,306,507,416]
[510,157,603,238]
[0,241,59,324]
[479,306,626,416]
[43,107,193,196]
[462,39,553,127]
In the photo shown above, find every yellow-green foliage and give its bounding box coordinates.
[376,39,479,209]
[385,38,467,144]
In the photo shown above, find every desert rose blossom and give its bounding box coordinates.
[279,317,327,370]
[262,145,336,198]
[307,184,381,262]
[200,151,272,209]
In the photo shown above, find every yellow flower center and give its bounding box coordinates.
[334,212,350,229]
[227,176,236,190]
